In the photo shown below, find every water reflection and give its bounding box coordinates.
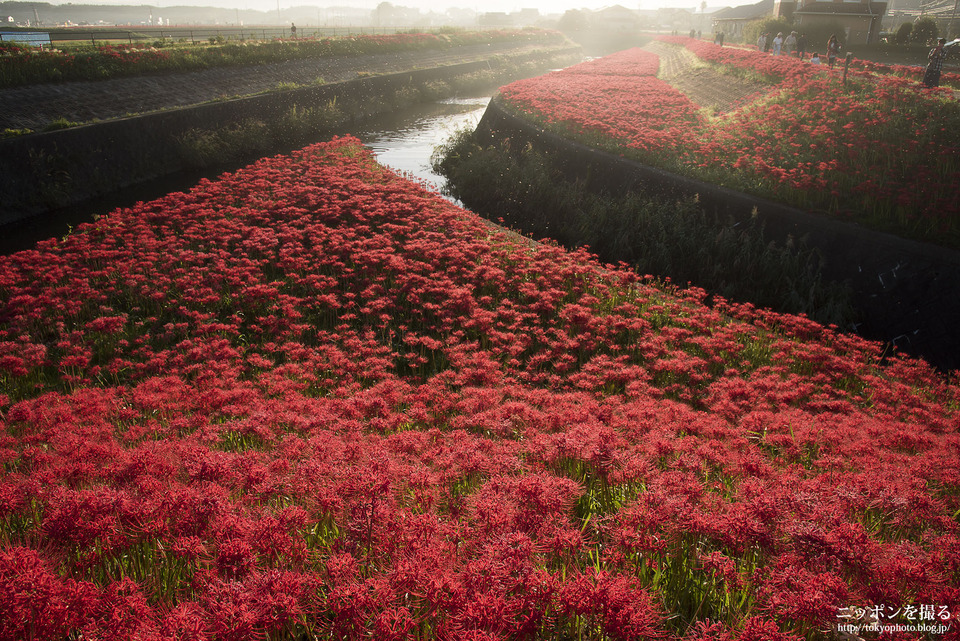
[358,97,489,194]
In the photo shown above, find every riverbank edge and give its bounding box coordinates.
[474,97,960,371]
[0,43,580,227]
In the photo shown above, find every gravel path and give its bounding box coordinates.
[0,41,562,131]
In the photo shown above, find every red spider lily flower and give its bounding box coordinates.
[0,136,956,639]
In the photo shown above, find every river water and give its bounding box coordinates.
[0,96,490,256]
[360,96,489,195]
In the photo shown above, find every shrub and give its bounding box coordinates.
[0,40,29,53]
[41,117,80,132]
[177,118,272,167]
[910,17,939,44]
[272,100,346,146]
[743,17,794,49]
[895,22,913,44]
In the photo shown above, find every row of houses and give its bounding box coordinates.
[549,0,924,46]
[712,0,887,44]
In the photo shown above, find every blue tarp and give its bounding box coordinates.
[0,31,52,46]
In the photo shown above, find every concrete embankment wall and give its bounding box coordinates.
[0,46,578,226]
[476,99,960,372]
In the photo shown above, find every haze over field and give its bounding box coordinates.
[9,0,756,18]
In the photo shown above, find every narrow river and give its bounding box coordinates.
[359,96,489,195]
[0,95,490,256]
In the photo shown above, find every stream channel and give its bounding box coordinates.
[0,95,490,256]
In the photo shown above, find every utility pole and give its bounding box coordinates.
[951,0,958,38]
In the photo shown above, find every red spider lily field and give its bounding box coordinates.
[1,136,958,640]
[497,39,960,247]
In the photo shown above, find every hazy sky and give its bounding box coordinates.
[44,0,746,16]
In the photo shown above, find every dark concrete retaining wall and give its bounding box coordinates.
[0,46,579,226]
[476,99,960,372]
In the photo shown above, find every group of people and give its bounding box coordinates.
[755,32,845,67]
[753,30,950,85]
[756,31,806,58]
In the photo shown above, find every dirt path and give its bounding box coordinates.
[0,41,567,131]
[645,40,771,113]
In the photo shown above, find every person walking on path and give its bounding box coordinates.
[827,34,841,67]
[923,38,948,87]
[757,32,767,52]
[772,32,784,55]
[796,32,807,59]
[784,31,797,56]
[290,23,297,38]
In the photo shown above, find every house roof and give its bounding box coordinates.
[794,1,886,15]
[594,4,639,17]
[712,0,774,21]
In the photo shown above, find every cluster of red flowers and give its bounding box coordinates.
[496,39,960,243]
[659,35,820,83]
[1,137,958,640]
[851,58,960,90]
[665,35,960,90]
[47,43,172,73]
[698,72,959,227]
[499,49,704,158]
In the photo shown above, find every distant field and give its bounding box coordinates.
[2,24,432,47]
[0,28,569,88]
